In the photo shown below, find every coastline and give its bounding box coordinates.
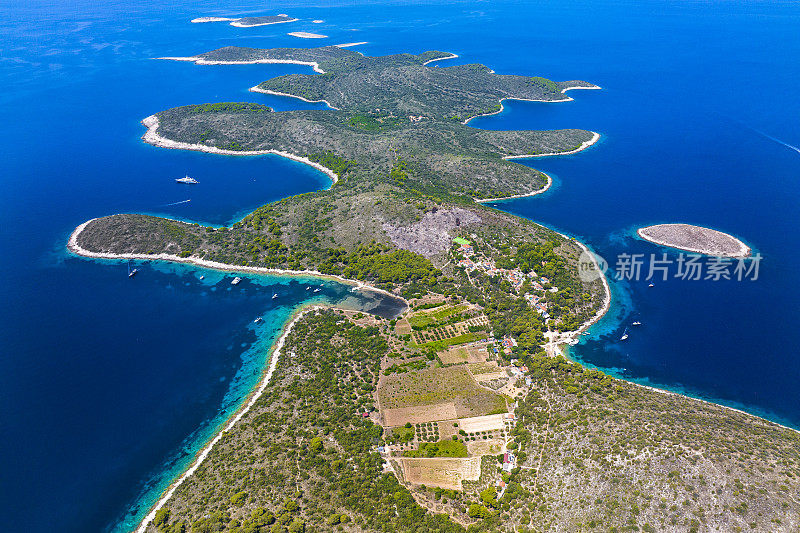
[636,225,751,258]
[230,18,299,28]
[133,303,322,533]
[422,52,459,65]
[68,219,404,303]
[462,85,602,125]
[67,220,408,531]
[249,86,339,110]
[472,130,602,204]
[140,115,339,185]
[474,172,553,204]
[505,131,601,159]
[158,56,326,74]
[287,32,327,39]
[553,240,798,435]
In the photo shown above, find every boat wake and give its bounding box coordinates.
[752,128,800,155]
[161,199,191,206]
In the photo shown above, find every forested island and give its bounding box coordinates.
[69,46,799,532]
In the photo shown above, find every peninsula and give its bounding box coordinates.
[638,223,751,257]
[69,45,800,533]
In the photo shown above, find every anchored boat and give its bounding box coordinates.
[176,175,198,184]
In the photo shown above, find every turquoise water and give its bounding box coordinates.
[2,1,799,531]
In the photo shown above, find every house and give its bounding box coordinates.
[502,451,516,472]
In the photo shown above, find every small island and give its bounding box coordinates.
[287,31,328,38]
[638,223,751,257]
[191,14,298,27]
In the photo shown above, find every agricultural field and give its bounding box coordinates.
[408,303,469,329]
[438,343,491,365]
[467,362,506,382]
[397,457,482,491]
[378,365,508,427]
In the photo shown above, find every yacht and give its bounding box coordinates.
[632,321,642,326]
[254,317,263,324]
[272,293,278,299]
[176,175,198,184]
[620,328,629,341]
[313,288,321,293]
[648,282,654,287]
[231,277,241,285]
[127,260,138,278]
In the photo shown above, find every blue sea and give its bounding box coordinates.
[2,0,799,531]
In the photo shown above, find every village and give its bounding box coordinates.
[453,237,556,320]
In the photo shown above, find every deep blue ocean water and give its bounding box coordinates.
[2,1,799,531]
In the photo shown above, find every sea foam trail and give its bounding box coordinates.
[752,128,800,155]
[161,199,191,206]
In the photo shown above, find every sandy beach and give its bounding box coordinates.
[248,86,339,110]
[141,115,338,184]
[159,56,326,74]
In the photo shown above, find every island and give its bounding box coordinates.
[638,223,751,257]
[288,31,328,39]
[68,45,800,533]
[191,14,299,27]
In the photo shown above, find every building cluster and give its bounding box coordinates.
[455,241,556,318]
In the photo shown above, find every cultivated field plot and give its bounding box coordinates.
[379,366,507,426]
[467,362,506,382]
[393,317,412,335]
[383,403,458,427]
[466,439,504,456]
[457,413,505,433]
[407,303,468,329]
[438,343,490,364]
[399,457,482,490]
[411,322,486,346]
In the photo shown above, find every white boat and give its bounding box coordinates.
[620,328,629,341]
[199,275,204,280]
[306,286,311,290]
[127,260,138,278]
[313,288,321,293]
[272,293,278,299]
[176,175,198,184]
[648,282,654,287]
[632,321,642,326]
[231,277,241,285]
[254,317,263,324]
